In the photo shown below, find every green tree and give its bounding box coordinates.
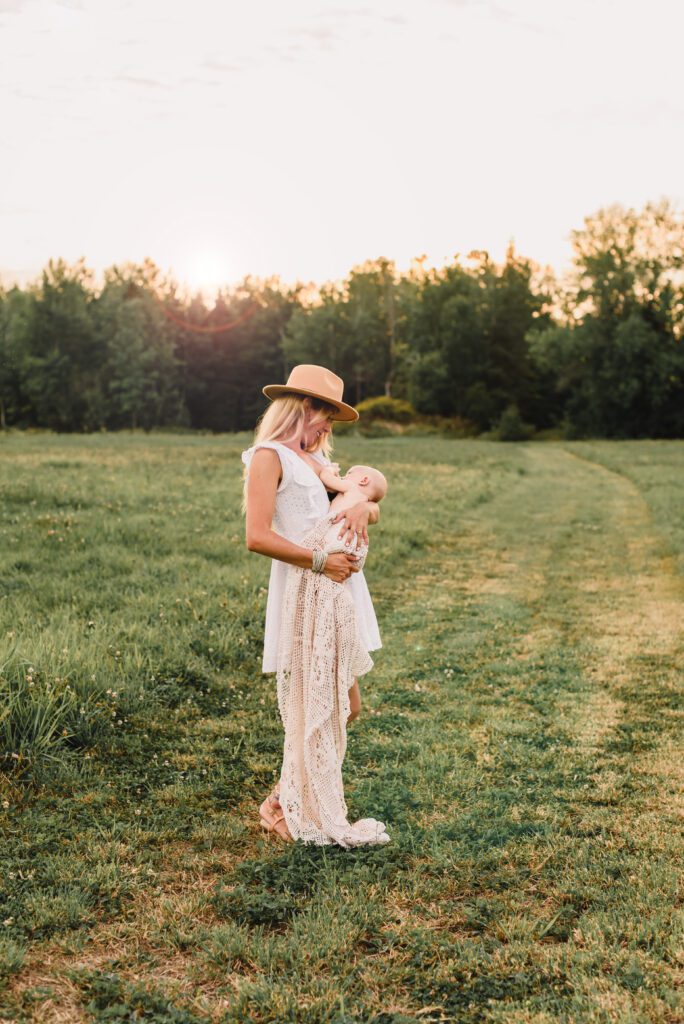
[177,277,302,432]
[531,201,684,436]
[20,259,105,431]
[401,260,486,418]
[401,250,551,429]
[0,286,32,428]
[285,285,357,397]
[95,261,189,429]
[284,260,400,406]
[483,247,555,426]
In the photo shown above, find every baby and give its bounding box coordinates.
[317,463,388,562]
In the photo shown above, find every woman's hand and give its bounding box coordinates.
[322,551,361,583]
[332,501,376,548]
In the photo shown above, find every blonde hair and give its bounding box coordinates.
[243,394,337,509]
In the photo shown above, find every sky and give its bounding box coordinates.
[1,0,683,297]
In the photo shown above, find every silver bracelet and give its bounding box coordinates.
[311,547,328,574]
[313,548,327,573]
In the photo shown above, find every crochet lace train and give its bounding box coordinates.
[276,515,390,847]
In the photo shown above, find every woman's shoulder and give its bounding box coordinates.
[241,440,294,465]
[241,442,302,493]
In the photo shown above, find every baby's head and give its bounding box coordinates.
[344,465,388,502]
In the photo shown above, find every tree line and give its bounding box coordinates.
[1,200,682,438]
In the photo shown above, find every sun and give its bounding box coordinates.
[184,250,234,298]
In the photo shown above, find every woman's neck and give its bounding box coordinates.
[277,435,309,454]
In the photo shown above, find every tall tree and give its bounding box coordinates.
[20,259,105,431]
[531,201,684,436]
[285,260,400,406]
[177,277,302,432]
[0,287,32,428]
[94,266,187,430]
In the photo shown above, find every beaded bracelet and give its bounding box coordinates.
[311,547,328,574]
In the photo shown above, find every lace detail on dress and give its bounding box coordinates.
[276,514,390,848]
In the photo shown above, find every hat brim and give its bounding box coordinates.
[262,385,359,422]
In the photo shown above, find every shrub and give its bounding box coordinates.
[495,404,535,442]
[358,420,406,438]
[415,415,480,438]
[356,396,417,424]
[341,396,480,438]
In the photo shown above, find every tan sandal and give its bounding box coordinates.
[259,793,293,842]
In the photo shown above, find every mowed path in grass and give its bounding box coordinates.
[0,435,682,1023]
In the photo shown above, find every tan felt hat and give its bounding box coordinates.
[262,364,359,422]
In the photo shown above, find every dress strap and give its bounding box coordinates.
[241,442,293,490]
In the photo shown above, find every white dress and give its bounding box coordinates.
[241,441,382,673]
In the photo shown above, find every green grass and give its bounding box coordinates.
[0,432,682,1023]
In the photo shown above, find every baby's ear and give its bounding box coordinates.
[359,475,370,487]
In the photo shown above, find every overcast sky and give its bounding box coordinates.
[2,0,683,296]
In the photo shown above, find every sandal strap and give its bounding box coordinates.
[259,796,291,839]
[271,811,292,839]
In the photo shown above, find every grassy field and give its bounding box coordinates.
[0,432,682,1024]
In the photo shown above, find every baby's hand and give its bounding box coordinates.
[319,464,344,492]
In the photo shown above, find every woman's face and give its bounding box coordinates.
[301,406,334,449]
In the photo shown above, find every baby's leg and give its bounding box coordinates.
[320,516,365,724]
[348,677,361,723]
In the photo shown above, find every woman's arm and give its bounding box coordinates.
[245,448,359,582]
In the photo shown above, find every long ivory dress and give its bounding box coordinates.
[241,441,389,847]
[276,513,390,847]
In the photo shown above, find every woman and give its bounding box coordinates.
[242,364,382,842]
